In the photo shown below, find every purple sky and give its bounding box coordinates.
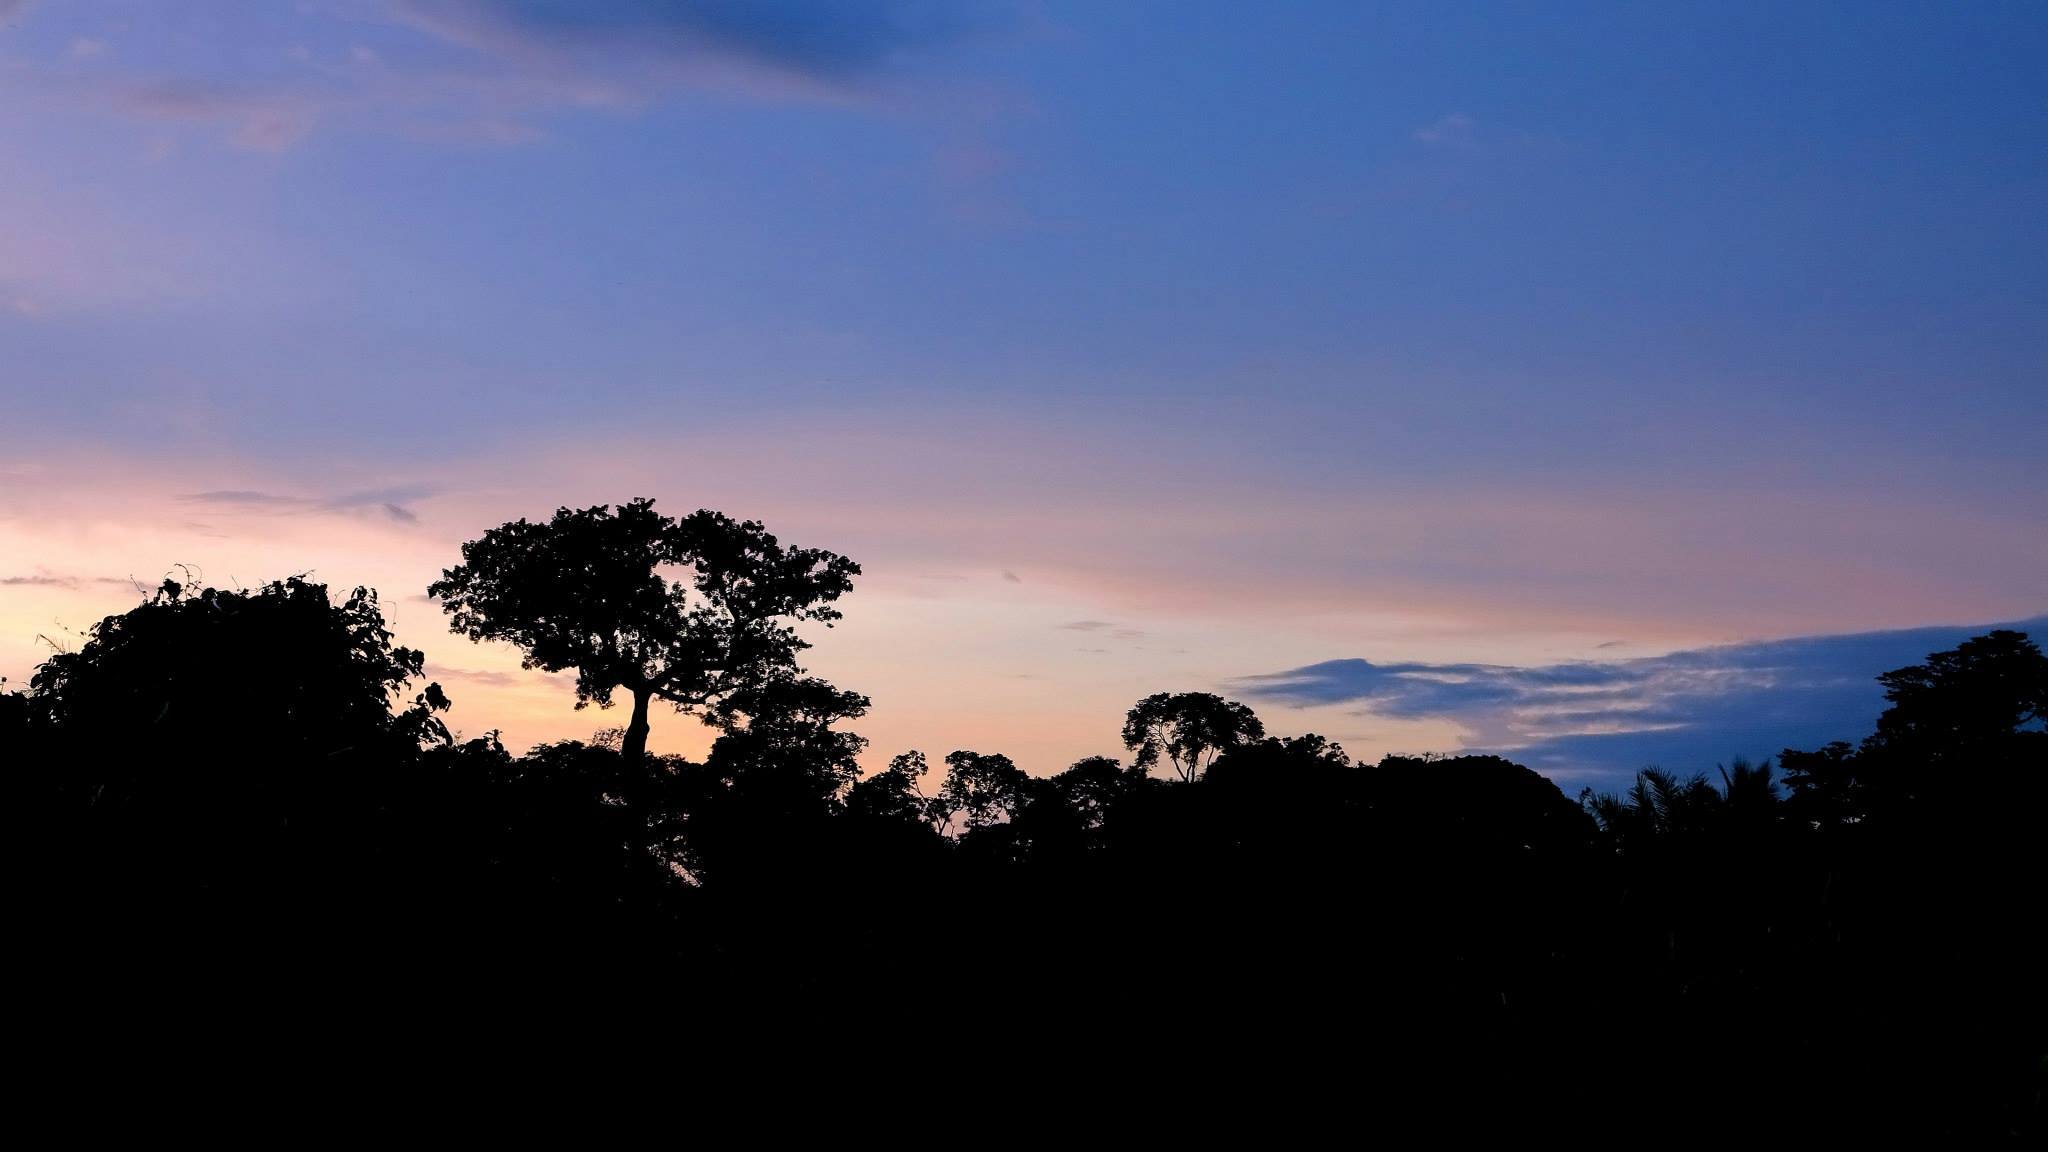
[3,2,2043,782]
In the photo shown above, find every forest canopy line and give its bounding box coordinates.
[5,500,2043,1135]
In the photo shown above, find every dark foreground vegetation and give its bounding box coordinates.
[6,501,2041,1134]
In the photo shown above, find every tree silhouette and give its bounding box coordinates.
[30,575,448,755]
[699,673,870,817]
[1580,767,1721,850]
[1871,629,2045,749]
[1780,740,1862,832]
[934,749,1031,831]
[429,500,857,764]
[1780,629,2047,830]
[1121,691,1264,782]
[846,750,943,830]
[1046,755,1150,834]
[12,575,454,982]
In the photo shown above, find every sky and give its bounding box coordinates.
[2,1,2043,787]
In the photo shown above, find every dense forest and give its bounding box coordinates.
[7,500,2041,1134]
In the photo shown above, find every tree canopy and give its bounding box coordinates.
[428,499,858,763]
[1121,690,1265,782]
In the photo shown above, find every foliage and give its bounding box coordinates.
[428,499,858,761]
[30,575,448,753]
[1121,691,1265,782]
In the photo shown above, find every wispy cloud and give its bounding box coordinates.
[0,573,77,587]
[1413,112,1474,146]
[1237,617,2048,786]
[1058,620,1144,643]
[184,489,301,506]
[0,569,138,590]
[425,663,549,688]
[180,485,433,524]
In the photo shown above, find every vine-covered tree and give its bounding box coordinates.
[30,575,449,764]
[428,499,858,764]
[13,575,452,944]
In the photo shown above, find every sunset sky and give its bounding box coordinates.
[4,2,2043,786]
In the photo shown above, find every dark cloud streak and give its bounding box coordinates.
[12,2,1013,154]
[397,0,1004,91]
[179,486,431,524]
[0,572,140,590]
[184,490,302,506]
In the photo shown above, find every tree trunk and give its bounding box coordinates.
[622,687,653,765]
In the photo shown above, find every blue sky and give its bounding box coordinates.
[2,2,2043,780]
